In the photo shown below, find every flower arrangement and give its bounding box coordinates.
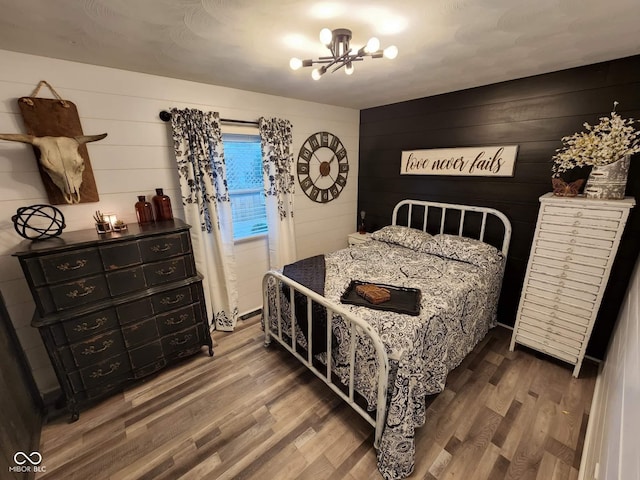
[552,102,640,177]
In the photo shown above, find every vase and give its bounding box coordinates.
[152,188,174,221]
[134,195,154,224]
[584,155,630,200]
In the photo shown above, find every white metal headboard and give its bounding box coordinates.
[391,199,512,256]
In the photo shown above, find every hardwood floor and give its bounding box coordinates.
[36,316,596,480]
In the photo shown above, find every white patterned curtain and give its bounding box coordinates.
[170,108,238,331]
[258,117,297,269]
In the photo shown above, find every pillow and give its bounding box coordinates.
[421,233,503,268]
[371,225,433,251]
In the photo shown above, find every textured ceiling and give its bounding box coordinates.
[0,0,639,109]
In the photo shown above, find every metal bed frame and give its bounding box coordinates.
[262,199,512,449]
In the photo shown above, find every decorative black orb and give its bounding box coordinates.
[12,204,66,240]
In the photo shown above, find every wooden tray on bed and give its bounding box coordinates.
[340,280,421,316]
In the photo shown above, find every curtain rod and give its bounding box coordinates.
[159,110,259,126]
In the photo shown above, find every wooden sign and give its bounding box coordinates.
[400,145,518,177]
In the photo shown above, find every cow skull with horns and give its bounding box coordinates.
[0,132,107,204]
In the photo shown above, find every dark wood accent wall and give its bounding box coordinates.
[358,55,640,360]
[0,292,42,480]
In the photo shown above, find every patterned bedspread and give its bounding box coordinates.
[267,230,505,479]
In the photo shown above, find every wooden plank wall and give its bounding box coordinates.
[358,55,640,359]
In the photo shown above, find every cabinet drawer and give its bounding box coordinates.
[535,239,610,262]
[541,205,623,220]
[537,231,614,250]
[122,317,159,348]
[530,257,602,293]
[58,308,119,345]
[516,320,584,349]
[524,285,595,311]
[67,329,126,369]
[43,275,110,313]
[139,233,191,262]
[520,306,588,334]
[540,213,620,230]
[100,241,142,270]
[518,314,586,342]
[106,266,147,297]
[133,360,167,379]
[143,257,191,287]
[117,297,153,325]
[532,247,608,273]
[522,292,593,320]
[34,248,103,285]
[161,325,201,356]
[515,334,578,364]
[539,222,617,240]
[521,300,591,327]
[156,304,198,335]
[527,278,597,303]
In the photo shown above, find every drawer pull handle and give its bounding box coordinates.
[556,289,562,294]
[170,334,193,346]
[575,212,583,217]
[558,281,565,286]
[165,314,190,326]
[160,294,185,306]
[550,312,556,317]
[565,256,573,261]
[562,264,570,270]
[554,296,560,302]
[155,265,177,276]
[150,243,174,253]
[73,317,108,332]
[549,320,555,325]
[566,247,574,253]
[571,229,579,235]
[82,339,115,355]
[90,362,121,379]
[57,259,88,271]
[67,285,96,298]
[559,272,567,278]
[542,340,549,346]
[569,239,576,244]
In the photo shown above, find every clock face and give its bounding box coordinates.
[297,131,349,203]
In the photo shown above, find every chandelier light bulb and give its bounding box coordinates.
[319,28,333,46]
[365,37,380,53]
[312,68,322,80]
[289,57,303,70]
[383,45,398,59]
[345,63,354,75]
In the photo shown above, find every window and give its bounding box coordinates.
[223,134,268,240]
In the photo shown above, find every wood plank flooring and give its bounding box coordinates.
[35,316,596,480]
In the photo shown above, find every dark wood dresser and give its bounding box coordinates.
[13,219,213,421]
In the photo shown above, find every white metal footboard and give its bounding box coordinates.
[262,270,390,448]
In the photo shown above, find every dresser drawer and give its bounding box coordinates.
[106,266,147,297]
[524,285,595,311]
[129,341,164,369]
[32,248,103,285]
[73,353,131,392]
[139,232,191,262]
[526,278,597,303]
[541,205,623,220]
[151,284,195,313]
[529,265,601,291]
[122,317,159,348]
[64,329,126,369]
[40,275,110,313]
[156,304,198,335]
[100,241,142,270]
[57,308,120,345]
[143,257,191,287]
[161,325,201,356]
[521,300,591,328]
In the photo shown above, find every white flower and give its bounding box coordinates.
[552,105,640,177]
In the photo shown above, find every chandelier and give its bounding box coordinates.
[290,28,398,80]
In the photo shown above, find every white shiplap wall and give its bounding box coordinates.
[0,49,359,395]
[580,256,639,480]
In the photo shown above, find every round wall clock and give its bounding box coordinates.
[297,131,349,203]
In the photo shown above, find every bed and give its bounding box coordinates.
[262,199,511,479]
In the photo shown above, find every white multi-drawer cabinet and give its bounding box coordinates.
[510,193,635,377]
